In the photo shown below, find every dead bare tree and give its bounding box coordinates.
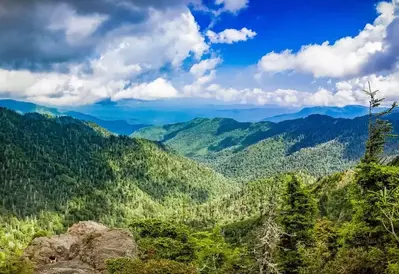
[254,182,285,274]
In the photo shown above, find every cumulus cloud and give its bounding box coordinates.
[48,4,109,45]
[184,58,222,97]
[334,72,399,106]
[93,8,208,78]
[112,78,179,101]
[0,5,207,105]
[189,58,222,77]
[0,68,110,105]
[0,0,199,69]
[2,0,399,108]
[0,67,180,106]
[257,1,398,78]
[214,0,249,13]
[201,85,307,105]
[206,28,257,44]
[182,83,368,107]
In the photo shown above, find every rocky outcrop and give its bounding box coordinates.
[24,221,138,274]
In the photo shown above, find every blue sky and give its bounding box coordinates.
[199,0,381,66]
[0,0,398,107]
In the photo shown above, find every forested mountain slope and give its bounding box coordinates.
[1,100,399,274]
[0,108,235,221]
[134,113,399,181]
[0,99,148,135]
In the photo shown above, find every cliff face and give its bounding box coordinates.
[23,221,138,274]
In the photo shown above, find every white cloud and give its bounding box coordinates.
[215,0,249,13]
[189,58,222,77]
[334,72,399,106]
[186,84,362,107]
[184,70,217,96]
[181,67,399,106]
[0,8,206,106]
[48,3,108,45]
[197,85,309,106]
[0,67,180,106]
[207,28,257,44]
[2,0,399,109]
[258,50,296,73]
[183,57,223,97]
[112,78,179,101]
[94,8,208,75]
[258,1,397,78]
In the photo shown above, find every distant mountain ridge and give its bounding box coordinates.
[0,99,148,135]
[72,98,297,124]
[134,113,399,182]
[263,105,373,122]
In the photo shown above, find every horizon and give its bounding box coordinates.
[0,97,388,128]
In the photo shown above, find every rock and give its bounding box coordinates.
[24,221,138,274]
[35,260,98,274]
[68,221,108,237]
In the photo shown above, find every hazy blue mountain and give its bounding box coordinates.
[0,99,147,135]
[64,111,148,136]
[264,105,371,122]
[69,98,298,124]
[0,99,62,116]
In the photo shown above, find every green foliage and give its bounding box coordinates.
[106,258,197,274]
[278,175,317,273]
[0,108,235,268]
[313,171,354,222]
[1,97,399,274]
[295,162,399,274]
[298,219,338,274]
[129,220,252,274]
[323,247,386,274]
[135,114,399,182]
[387,247,399,274]
[131,220,190,241]
[371,186,399,244]
[362,82,398,164]
[130,220,195,263]
[0,108,234,217]
[0,255,34,274]
[184,175,293,228]
[191,229,252,274]
[356,163,399,191]
[221,216,262,246]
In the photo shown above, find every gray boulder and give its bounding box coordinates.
[24,221,138,274]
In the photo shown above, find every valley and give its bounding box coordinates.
[134,113,399,181]
[0,101,398,274]
[1,0,399,272]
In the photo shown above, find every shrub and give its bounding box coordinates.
[106,258,196,274]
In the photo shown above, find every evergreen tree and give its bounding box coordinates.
[362,81,397,164]
[278,175,316,274]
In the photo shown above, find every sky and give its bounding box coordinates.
[0,0,398,107]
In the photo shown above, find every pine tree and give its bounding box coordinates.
[278,175,316,274]
[362,81,397,164]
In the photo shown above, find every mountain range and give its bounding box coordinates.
[0,107,235,220]
[1,103,399,274]
[264,105,373,122]
[0,99,148,136]
[134,112,399,182]
[1,99,377,131]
